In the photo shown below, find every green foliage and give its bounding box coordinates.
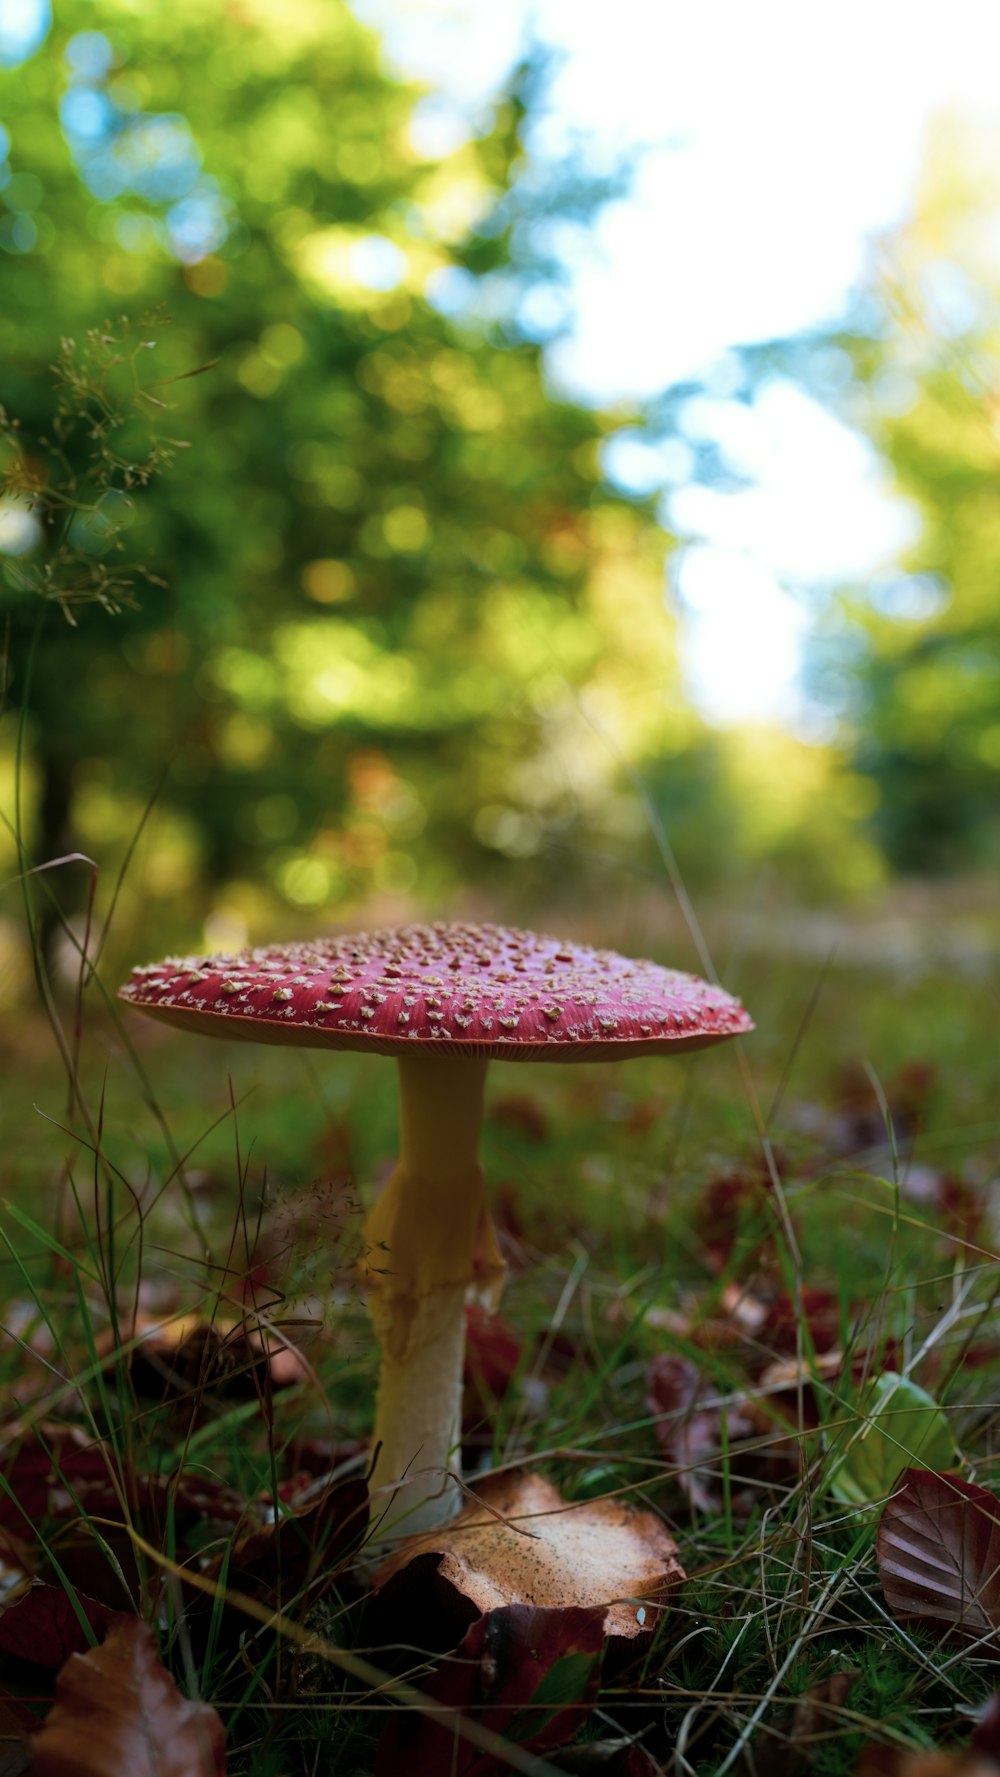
[0,0,707,934]
[822,115,1000,871]
[0,316,183,621]
[826,1372,957,1506]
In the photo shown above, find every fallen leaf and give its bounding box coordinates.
[825,1059,937,1158]
[488,1094,550,1144]
[647,1353,755,1515]
[123,1315,308,1403]
[972,1694,1000,1757]
[757,1286,841,1359]
[854,1750,1000,1775]
[0,1583,114,1669]
[373,1471,683,1640]
[0,1426,113,1531]
[755,1668,858,1774]
[31,1617,226,1776]
[829,1374,957,1505]
[464,1306,524,1435]
[192,1474,368,1649]
[375,1602,605,1777]
[877,1469,1000,1643]
[281,1435,366,1484]
[647,1352,798,1517]
[695,1168,773,1274]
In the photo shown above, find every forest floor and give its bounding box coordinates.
[0,885,998,1775]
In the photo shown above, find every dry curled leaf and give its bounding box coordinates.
[877,1469,1000,1644]
[31,1617,225,1776]
[374,1471,683,1639]
[375,1602,605,1777]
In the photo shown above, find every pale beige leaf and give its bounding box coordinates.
[374,1471,684,1638]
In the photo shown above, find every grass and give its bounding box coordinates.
[0,903,998,1775]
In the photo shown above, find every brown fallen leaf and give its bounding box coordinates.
[854,1751,1000,1776]
[877,1469,1000,1643]
[972,1695,1000,1758]
[0,1424,113,1530]
[754,1669,858,1774]
[488,1093,550,1144]
[646,1351,800,1518]
[373,1471,684,1639]
[120,1314,309,1403]
[31,1617,226,1776]
[463,1305,524,1438]
[186,1474,369,1659]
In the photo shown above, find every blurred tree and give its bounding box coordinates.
[810,113,1000,872]
[0,0,703,946]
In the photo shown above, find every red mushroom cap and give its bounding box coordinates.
[119,921,752,1060]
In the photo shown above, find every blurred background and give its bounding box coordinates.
[2,0,999,990]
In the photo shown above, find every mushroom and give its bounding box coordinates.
[120,921,752,1534]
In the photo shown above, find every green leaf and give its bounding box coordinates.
[828,1372,957,1505]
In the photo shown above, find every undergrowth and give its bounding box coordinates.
[0,871,997,1774]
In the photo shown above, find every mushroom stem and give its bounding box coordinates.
[363,1051,505,1534]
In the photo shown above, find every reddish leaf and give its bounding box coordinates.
[758,1286,841,1358]
[854,1750,1000,1775]
[463,1306,523,1432]
[647,1352,798,1517]
[695,1168,774,1273]
[972,1693,1000,1757]
[878,1469,1000,1642]
[488,1094,550,1144]
[0,1426,113,1531]
[822,1059,937,1159]
[936,1173,991,1254]
[190,1474,368,1651]
[70,1469,247,1534]
[375,1603,605,1777]
[281,1435,366,1484]
[0,1583,114,1670]
[31,1618,225,1776]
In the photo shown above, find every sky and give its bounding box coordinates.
[356,0,1000,727]
[3,0,996,728]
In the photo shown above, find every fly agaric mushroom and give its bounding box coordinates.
[120,922,751,1533]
